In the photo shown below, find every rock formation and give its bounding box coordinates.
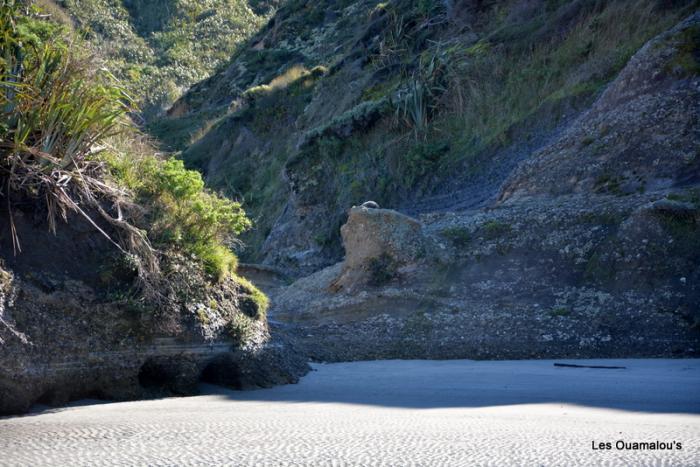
[332,206,426,290]
[33,2,699,374]
[500,13,700,200]
[268,14,700,362]
[0,211,308,415]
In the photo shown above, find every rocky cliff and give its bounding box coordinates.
[0,2,309,416]
[0,208,308,415]
[162,0,699,277]
[263,12,699,361]
[29,1,698,375]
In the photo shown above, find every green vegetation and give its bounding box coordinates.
[401,306,434,336]
[439,226,471,248]
[157,0,696,264]
[243,64,325,102]
[594,173,625,196]
[549,307,571,318]
[302,98,392,147]
[226,311,255,341]
[179,58,330,256]
[654,206,700,258]
[146,107,226,152]
[481,221,512,240]
[0,262,11,293]
[402,141,449,186]
[196,307,211,326]
[577,211,623,227]
[665,24,700,76]
[667,189,700,207]
[77,0,692,270]
[1,1,137,253]
[430,0,690,172]
[47,0,274,118]
[1,2,253,282]
[104,152,251,279]
[584,246,618,285]
[234,274,269,318]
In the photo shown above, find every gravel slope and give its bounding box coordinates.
[1,359,698,466]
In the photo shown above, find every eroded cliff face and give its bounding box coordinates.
[266,14,700,362]
[272,194,699,361]
[499,13,700,200]
[163,0,698,277]
[137,2,700,363]
[0,209,308,415]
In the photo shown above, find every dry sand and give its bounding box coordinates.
[1,359,698,466]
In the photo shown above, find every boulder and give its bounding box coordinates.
[332,206,425,289]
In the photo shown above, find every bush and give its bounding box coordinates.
[242,65,325,102]
[226,312,255,342]
[440,226,471,247]
[1,1,136,252]
[1,3,252,282]
[481,220,512,239]
[57,0,271,119]
[402,141,449,186]
[103,151,251,280]
[234,275,269,318]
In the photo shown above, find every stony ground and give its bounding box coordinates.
[1,359,698,466]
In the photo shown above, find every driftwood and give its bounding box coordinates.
[554,363,627,369]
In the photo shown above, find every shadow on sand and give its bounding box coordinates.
[13,359,700,418]
[208,359,700,414]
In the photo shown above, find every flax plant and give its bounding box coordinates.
[0,0,154,268]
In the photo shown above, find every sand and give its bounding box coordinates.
[1,359,698,466]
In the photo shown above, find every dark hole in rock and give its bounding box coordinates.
[36,389,56,406]
[138,358,180,391]
[200,354,243,390]
[79,388,108,401]
[239,295,260,318]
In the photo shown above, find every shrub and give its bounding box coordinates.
[242,84,273,101]
[301,98,391,146]
[440,226,471,247]
[309,65,328,78]
[234,274,269,318]
[226,312,255,342]
[402,140,449,186]
[1,4,252,282]
[103,151,251,281]
[57,0,271,119]
[1,1,139,254]
[481,220,512,239]
[242,64,326,102]
[549,307,571,318]
[395,79,428,135]
[0,262,12,293]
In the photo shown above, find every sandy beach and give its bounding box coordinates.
[1,359,698,466]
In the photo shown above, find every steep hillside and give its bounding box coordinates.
[152,0,700,362]
[0,3,306,415]
[19,0,697,373]
[160,0,698,275]
[41,0,279,118]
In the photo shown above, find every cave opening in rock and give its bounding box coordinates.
[199,354,243,390]
[36,388,56,406]
[138,358,180,391]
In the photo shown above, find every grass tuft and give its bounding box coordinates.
[1,3,251,282]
